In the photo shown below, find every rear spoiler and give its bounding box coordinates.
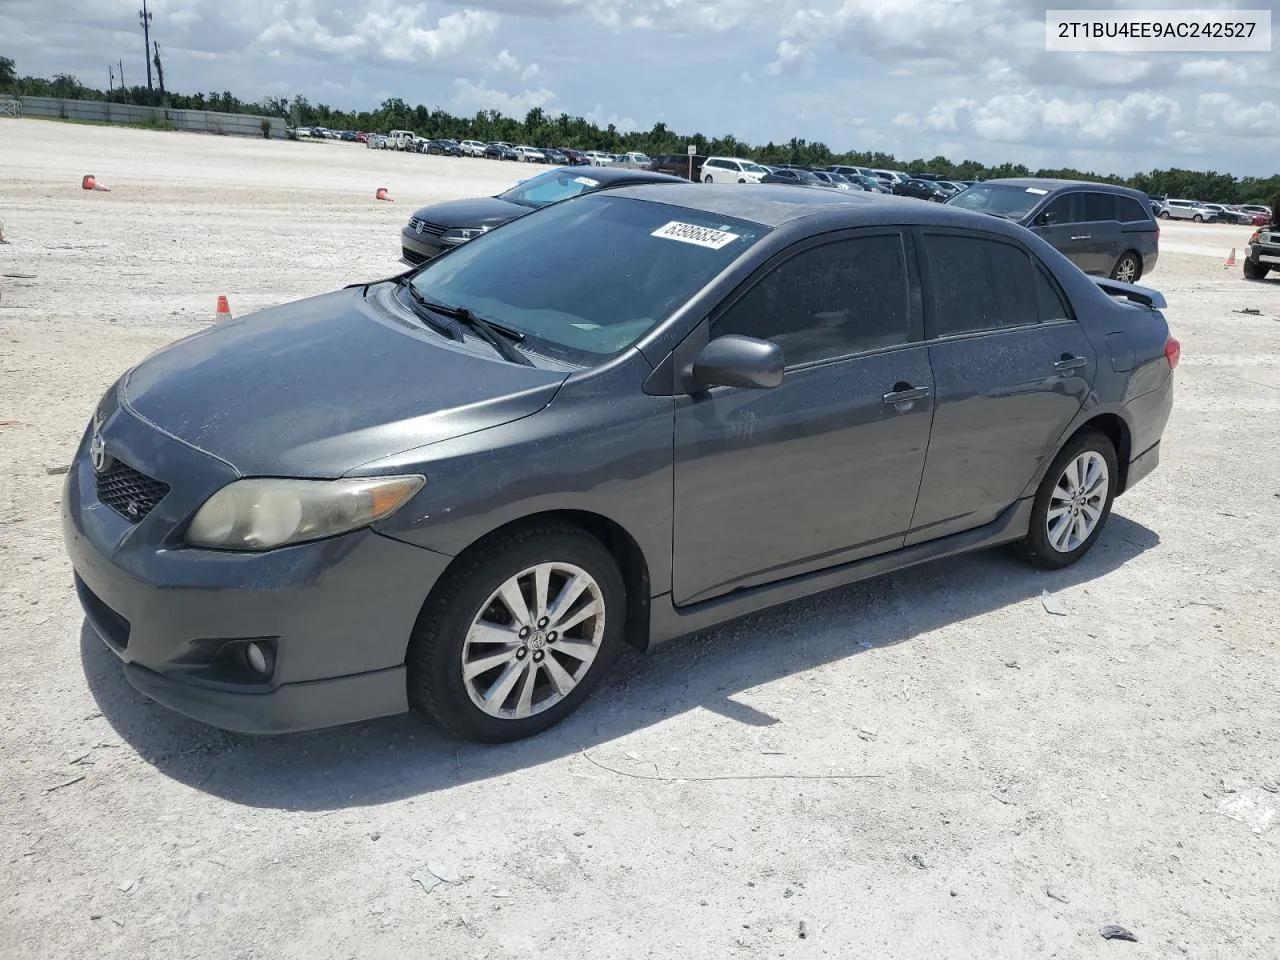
[1091,276,1167,309]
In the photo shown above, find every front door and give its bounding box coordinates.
[672,229,934,607]
[906,228,1096,543]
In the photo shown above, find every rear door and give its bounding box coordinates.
[906,228,1096,544]
[1078,191,1121,274]
[671,228,934,606]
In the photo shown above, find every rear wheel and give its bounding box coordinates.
[704,174,714,183]
[1243,259,1271,280]
[1014,429,1118,570]
[1110,251,1142,283]
[1158,211,1170,219]
[407,522,626,743]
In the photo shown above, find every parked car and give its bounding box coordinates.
[425,139,463,157]
[761,168,824,186]
[872,169,910,185]
[386,130,418,151]
[1243,223,1280,280]
[583,151,614,166]
[540,148,569,165]
[400,166,689,265]
[554,148,592,166]
[513,145,547,163]
[484,142,519,161]
[365,134,388,150]
[700,157,769,184]
[827,164,877,180]
[1239,204,1272,225]
[893,179,952,202]
[459,140,488,157]
[609,152,654,170]
[64,184,1177,742]
[649,154,707,181]
[1157,199,1218,222]
[947,178,1160,283]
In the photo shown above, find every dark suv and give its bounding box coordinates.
[947,179,1159,283]
[649,154,707,181]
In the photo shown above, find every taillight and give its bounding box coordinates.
[1165,337,1181,369]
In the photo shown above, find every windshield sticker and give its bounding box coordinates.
[574,176,600,188]
[651,221,741,249]
[1025,187,1049,195]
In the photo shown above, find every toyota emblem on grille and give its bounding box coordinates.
[89,429,108,473]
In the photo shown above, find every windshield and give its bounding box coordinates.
[945,183,1045,220]
[407,194,769,365]
[497,168,615,209]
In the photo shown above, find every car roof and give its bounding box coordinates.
[570,167,687,185]
[597,183,1001,229]
[983,177,1149,199]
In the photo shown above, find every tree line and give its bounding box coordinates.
[3,55,1276,205]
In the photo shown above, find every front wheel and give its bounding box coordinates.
[1192,214,1203,222]
[704,174,714,183]
[1110,251,1142,283]
[1158,211,1170,219]
[1243,259,1271,280]
[407,523,626,743]
[1014,429,1118,570]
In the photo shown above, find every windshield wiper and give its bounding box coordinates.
[419,295,533,367]
[397,278,464,342]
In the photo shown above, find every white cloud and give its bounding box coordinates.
[1178,59,1249,85]
[891,113,918,127]
[740,71,754,84]
[450,78,557,115]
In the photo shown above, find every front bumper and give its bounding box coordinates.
[1246,241,1280,267]
[400,226,455,266]
[62,404,454,734]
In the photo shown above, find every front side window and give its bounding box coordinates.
[924,234,1040,336]
[409,195,769,365]
[713,234,913,367]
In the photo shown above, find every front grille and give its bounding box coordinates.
[95,459,169,523]
[401,245,429,265]
[407,218,446,237]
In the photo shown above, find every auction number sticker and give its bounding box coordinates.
[1026,187,1049,194]
[651,221,741,249]
[574,177,600,187]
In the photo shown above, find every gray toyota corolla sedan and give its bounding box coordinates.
[63,185,1178,743]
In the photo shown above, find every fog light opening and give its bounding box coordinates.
[244,641,270,676]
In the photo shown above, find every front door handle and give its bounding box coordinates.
[883,383,930,405]
[1069,234,1092,240]
[1054,355,1087,374]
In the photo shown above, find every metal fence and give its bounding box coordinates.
[0,99,19,118]
[13,97,288,138]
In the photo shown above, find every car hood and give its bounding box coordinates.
[120,286,568,478]
[408,196,529,229]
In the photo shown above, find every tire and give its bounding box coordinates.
[1158,211,1170,219]
[1192,214,1203,222]
[738,178,746,183]
[704,174,714,183]
[1014,429,1118,571]
[1243,259,1271,280]
[407,522,627,743]
[1110,251,1142,283]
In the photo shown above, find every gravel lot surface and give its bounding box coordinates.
[2,119,1278,960]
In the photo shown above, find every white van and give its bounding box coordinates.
[387,130,418,152]
[700,157,769,184]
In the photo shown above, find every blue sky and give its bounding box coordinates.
[3,0,1277,176]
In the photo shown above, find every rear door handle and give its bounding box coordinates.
[1069,234,1091,240]
[1054,355,1088,374]
[883,384,930,405]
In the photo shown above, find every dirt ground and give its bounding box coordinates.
[1,119,1278,960]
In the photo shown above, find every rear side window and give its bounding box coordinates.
[924,234,1040,336]
[715,234,913,366]
[1033,265,1073,322]
[1117,197,1152,222]
[1083,193,1116,222]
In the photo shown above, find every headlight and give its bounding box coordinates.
[441,226,486,244]
[185,475,425,551]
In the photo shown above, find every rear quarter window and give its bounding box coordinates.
[1117,197,1153,223]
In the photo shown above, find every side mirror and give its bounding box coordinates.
[690,335,785,391]
[1036,210,1058,226]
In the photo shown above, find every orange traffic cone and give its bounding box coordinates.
[1224,247,1237,267]
[375,187,392,202]
[81,174,111,192]
[215,295,232,321]
[0,218,6,244]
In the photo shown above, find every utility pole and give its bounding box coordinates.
[139,0,154,92]
[118,59,125,102]
[152,41,165,103]
[108,64,114,99]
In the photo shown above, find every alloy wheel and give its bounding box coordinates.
[1114,255,1138,283]
[1046,451,1109,553]
[461,562,606,720]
